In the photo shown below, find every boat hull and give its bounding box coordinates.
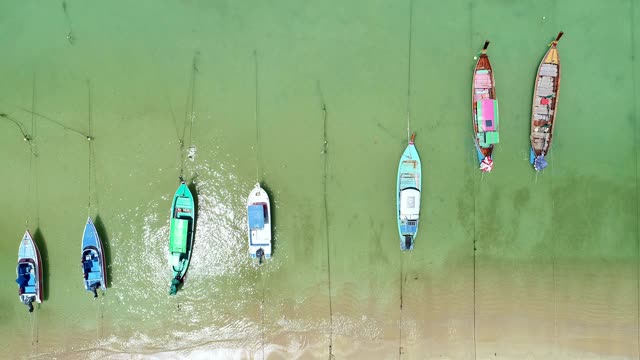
[169,182,195,294]
[247,183,272,259]
[397,141,422,251]
[472,44,499,172]
[16,231,43,306]
[81,217,107,294]
[530,34,562,171]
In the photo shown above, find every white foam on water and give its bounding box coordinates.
[332,313,384,341]
[187,145,197,161]
[92,154,292,355]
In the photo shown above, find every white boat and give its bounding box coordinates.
[16,231,43,312]
[246,183,272,262]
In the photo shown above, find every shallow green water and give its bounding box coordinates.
[0,0,638,359]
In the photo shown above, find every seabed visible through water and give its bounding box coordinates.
[0,0,639,359]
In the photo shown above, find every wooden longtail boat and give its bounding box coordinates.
[472,40,499,172]
[530,32,564,171]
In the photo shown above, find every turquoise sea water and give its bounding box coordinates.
[0,0,639,358]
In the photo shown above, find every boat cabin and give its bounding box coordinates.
[248,203,268,230]
[400,188,420,220]
[82,248,102,283]
[16,261,36,295]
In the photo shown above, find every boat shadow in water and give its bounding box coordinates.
[257,181,276,258]
[32,228,49,301]
[185,180,199,281]
[94,214,112,288]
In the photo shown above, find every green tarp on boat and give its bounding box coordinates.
[477,131,500,147]
[170,218,189,253]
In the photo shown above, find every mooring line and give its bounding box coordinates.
[95,297,105,357]
[0,113,31,141]
[30,302,36,345]
[186,52,199,155]
[34,140,41,229]
[29,74,36,155]
[62,1,75,44]
[472,177,477,360]
[399,1,414,357]
[87,80,95,217]
[30,303,40,356]
[469,3,478,359]
[25,73,37,229]
[166,90,183,176]
[178,51,199,179]
[399,255,405,359]
[254,50,262,183]
[259,262,267,360]
[405,0,414,143]
[317,81,334,358]
[25,152,33,230]
[32,90,41,229]
[10,105,90,138]
[629,1,640,355]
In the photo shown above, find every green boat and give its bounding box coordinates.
[169,181,195,295]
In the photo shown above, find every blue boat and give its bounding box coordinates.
[169,181,195,295]
[396,133,422,251]
[16,231,43,312]
[81,217,107,298]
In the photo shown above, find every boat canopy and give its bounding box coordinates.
[248,205,265,230]
[170,218,189,253]
[16,262,36,294]
[400,188,420,218]
[476,99,499,147]
[534,155,548,171]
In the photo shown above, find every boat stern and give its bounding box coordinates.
[398,217,418,251]
[249,244,272,259]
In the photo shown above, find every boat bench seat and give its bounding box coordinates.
[176,197,192,209]
[401,224,417,234]
[91,260,101,273]
[88,271,101,281]
[24,285,36,293]
[399,173,419,189]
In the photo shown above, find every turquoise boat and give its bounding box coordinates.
[16,231,42,312]
[396,133,422,251]
[81,217,107,298]
[169,181,195,295]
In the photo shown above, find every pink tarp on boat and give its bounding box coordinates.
[481,99,495,131]
[474,74,492,88]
